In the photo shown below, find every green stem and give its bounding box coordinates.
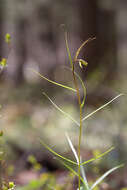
[72,64,83,190]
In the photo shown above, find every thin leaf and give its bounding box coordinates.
[65,134,89,190]
[80,158,90,190]
[73,68,87,108]
[30,69,76,92]
[74,37,96,63]
[63,66,87,108]
[65,31,73,67]
[65,133,79,164]
[59,159,85,185]
[94,146,114,159]
[82,94,124,121]
[81,146,115,166]
[40,139,77,165]
[43,92,80,127]
[90,164,124,190]
[78,75,86,108]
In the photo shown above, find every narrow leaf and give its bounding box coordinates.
[81,146,115,166]
[40,139,77,165]
[74,69,87,108]
[80,158,90,190]
[65,32,73,67]
[65,134,89,190]
[74,37,96,63]
[90,164,124,190]
[81,167,89,190]
[43,93,80,127]
[59,159,85,185]
[63,66,87,108]
[82,94,124,121]
[65,133,79,164]
[30,69,76,92]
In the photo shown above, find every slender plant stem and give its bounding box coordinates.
[72,63,83,190]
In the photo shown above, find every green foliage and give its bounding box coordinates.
[33,32,124,190]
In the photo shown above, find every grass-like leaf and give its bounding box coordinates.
[59,159,85,185]
[31,69,76,92]
[65,133,79,164]
[90,164,124,190]
[81,146,115,166]
[63,66,87,108]
[40,139,77,165]
[82,94,124,121]
[43,92,80,127]
[77,72,86,108]
[74,37,96,63]
[65,133,89,190]
[65,31,73,67]
[80,158,90,190]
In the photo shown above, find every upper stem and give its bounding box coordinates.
[72,63,83,190]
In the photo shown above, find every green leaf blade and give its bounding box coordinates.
[82,94,124,121]
[40,139,77,165]
[43,93,80,127]
[65,32,73,67]
[90,164,124,190]
[81,146,115,166]
[31,69,76,92]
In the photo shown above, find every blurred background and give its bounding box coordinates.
[0,0,127,189]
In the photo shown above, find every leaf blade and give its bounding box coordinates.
[40,139,77,165]
[65,32,73,67]
[65,133,79,164]
[90,164,124,190]
[30,69,76,92]
[59,159,85,185]
[82,94,124,121]
[81,146,115,166]
[43,92,80,127]
[63,66,87,109]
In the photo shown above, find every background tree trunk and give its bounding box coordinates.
[14,18,27,85]
[78,0,118,103]
[78,0,117,79]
